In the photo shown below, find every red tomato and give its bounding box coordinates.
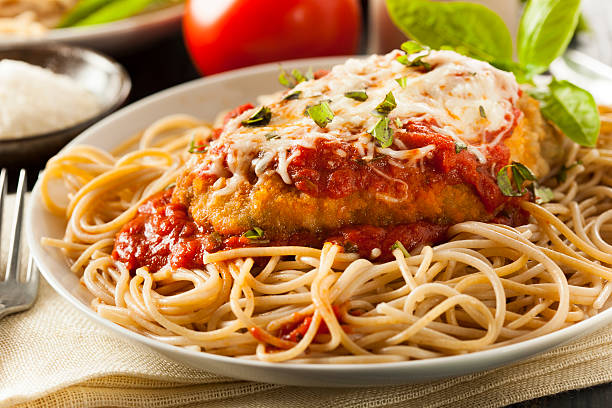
[183,0,362,75]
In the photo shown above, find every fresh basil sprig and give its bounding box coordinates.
[386,0,513,63]
[517,0,581,76]
[278,67,314,88]
[375,92,397,115]
[529,79,600,147]
[344,90,368,101]
[369,117,393,148]
[385,0,600,148]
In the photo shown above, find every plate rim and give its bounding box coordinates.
[26,55,612,382]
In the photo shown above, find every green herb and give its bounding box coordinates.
[496,162,536,197]
[265,133,279,140]
[283,90,301,101]
[529,79,600,147]
[479,105,487,119]
[57,0,113,27]
[401,40,426,55]
[455,141,467,154]
[369,117,393,148]
[307,101,334,128]
[517,0,581,76]
[241,106,272,127]
[556,161,582,183]
[188,139,207,154]
[396,48,432,71]
[375,92,397,115]
[395,77,408,88]
[71,0,156,27]
[306,67,314,81]
[394,118,403,128]
[386,0,513,63]
[243,227,264,240]
[534,185,554,204]
[344,90,368,101]
[278,67,310,88]
[391,241,410,257]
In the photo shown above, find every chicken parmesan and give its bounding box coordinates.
[129,49,565,267]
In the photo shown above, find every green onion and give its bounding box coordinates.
[391,241,410,257]
[479,105,487,118]
[344,90,368,101]
[375,91,397,115]
[188,139,207,154]
[243,227,264,240]
[455,141,467,154]
[369,117,393,148]
[307,101,334,128]
[242,106,272,127]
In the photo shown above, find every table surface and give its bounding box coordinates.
[12,29,612,408]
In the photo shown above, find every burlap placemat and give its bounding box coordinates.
[1,195,611,408]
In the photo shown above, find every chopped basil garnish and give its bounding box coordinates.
[479,105,487,118]
[556,161,582,183]
[375,91,397,115]
[394,117,403,128]
[344,90,368,101]
[241,106,272,127]
[369,116,393,148]
[534,185,554,204]
[391,240,410,257]
[188,139,207,154]
[283,90,301,101]
[265,133,279,140]
[395,77,408,88]
[455,141,467,154]
[278,67,311,88]
[497,162,536,197]
[396,41,432,70]
[243,227,264,240]
[307,101,334,128]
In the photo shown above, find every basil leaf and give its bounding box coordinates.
[391,241,410,257]
[188,139,207,154]
[395,77,407,88]
[512,162,536,182]
[534,185,554,204]
[278,68,295,88]
[375,92,397,115]
[455,141,467,154]
[242,106,272,127]
[386,0,513,62]
[497,165,523,197]
[265,133,279,140]
[394,118,403,128]
[369,117,393,148]
[401,40,426,55]
[530,79,600,147]
[283,90,301,101]
[556,161,582,183]
[307,101,334,128]
[344,90,368,101]
[292,69,307,84]
[396,48,432,71]
[479,105,487,119]
[243,227,264,239]
[517,0,581,76]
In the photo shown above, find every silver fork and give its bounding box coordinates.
[0,169,39,319]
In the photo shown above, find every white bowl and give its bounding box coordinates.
[26,56,612,387]
[0,5,184,54]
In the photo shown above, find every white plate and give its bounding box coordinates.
[0,5,183,54]
[26,56,612,387]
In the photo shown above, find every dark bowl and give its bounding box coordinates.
[0,44,131,168]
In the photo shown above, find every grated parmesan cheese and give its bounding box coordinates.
[0,59,100,139]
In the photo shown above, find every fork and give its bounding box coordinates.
[0,169,39,320]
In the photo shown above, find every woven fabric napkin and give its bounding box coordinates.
[1,195,611,408]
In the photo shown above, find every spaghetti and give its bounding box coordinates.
[39,109,612,363]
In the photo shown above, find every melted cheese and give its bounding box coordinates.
[196,49,520,193]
